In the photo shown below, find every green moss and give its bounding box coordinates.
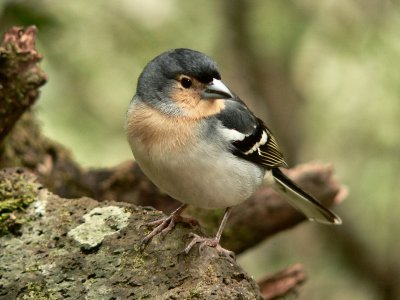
[123,247,154,272]
[189,286,203,299]
[0,170,38,236]
[131,254,146,269]
[206,265,216,277]
[18,282,57,300]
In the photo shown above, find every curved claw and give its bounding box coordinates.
[139,218,164,230]
[145,219,165,227]
[215,244,235,260]
[184,233,201,254]
[184,233,235,261]
[140,215,176,249]
[139,204,193,249]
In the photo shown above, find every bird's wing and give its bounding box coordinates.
[216,99,341,225]
[216,100,287,169]
[232,119,287,168]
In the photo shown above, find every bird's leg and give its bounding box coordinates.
[184,207,235,260]
[141,203,194,247]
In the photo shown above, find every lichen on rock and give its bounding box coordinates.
[0,168,262,299]
[68,206,131,250]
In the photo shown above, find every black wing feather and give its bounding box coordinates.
[232,118,287,169]
[216,99,287,169]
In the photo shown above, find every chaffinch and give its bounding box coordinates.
[126,48,341,258]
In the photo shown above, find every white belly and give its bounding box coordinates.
[130,139,265,209]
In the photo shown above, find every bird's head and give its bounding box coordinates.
[134,48,233,118]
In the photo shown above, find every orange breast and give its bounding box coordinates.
[126,102,198,153]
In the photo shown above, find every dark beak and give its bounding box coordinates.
[201,79,233,100]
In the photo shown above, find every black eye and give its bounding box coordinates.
[181,77,192,89]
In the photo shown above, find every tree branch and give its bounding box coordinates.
[0,26,47,143]
[258,264,307,300]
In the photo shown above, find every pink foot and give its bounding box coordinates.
[141,213,197,248]
[184,233,235,260]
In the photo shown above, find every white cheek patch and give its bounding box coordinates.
[244,130,268,155]
[218,127,246,141]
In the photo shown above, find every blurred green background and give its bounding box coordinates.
[1,0,399,299]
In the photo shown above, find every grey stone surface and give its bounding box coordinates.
[0,169,262,300]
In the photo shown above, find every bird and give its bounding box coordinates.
[125,48,341,259]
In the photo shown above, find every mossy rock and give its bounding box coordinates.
[0,168,41,236]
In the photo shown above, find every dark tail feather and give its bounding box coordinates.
[271,168,342,225]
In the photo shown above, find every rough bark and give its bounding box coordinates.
[0,168,262,299]
[0,26,47,143]
[258,264,307,300]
